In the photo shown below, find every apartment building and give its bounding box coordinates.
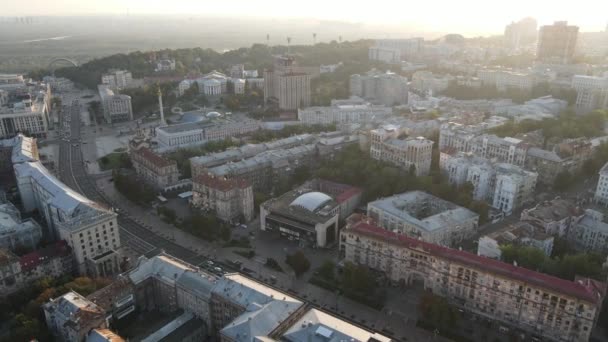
[367,191,479,246]
[569,209,608,254]
[264,55,314,110]
[43,291,107,342]
[370,126,433,176]
[571,75,608,113]
[130,147,179,190]
[0,200,43,251]
[478,68,539,92]
[191,174,254,223]
[350,69,408,106]
[492,163,538,215]
[98,85,133,123]
[101,69,133,89]
[595,162,608,205]
[1,241,73,297]
[189,134,316,178]
[298,96,392,125]
[411,71,454,94]
[537,21,579,64]
[207,144,316,192]
[340,214,606,342]
[520,198,582,237]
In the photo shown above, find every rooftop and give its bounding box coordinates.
[263,188,339,225]
[521,198,581,223]
[87,328,126,342]
[194,174,250,192]
[20,240,71,272]
[132,147,175,168]
[212,273,301,309]
[14,161,114,230]
[280,308,392,342]
[346,215,606,305]
[368,191,478,232]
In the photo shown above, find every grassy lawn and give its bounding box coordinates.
[98,152,129,171]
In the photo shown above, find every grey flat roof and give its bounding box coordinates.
[368,191,478,232]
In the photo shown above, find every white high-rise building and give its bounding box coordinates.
[492,163,538,215]
[572,75,608,113]
[101,69,133,89]
[98,85,133,123]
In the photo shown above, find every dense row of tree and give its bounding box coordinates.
[500,245,606,281]
[121,82,178,117]
[311,260,385,309]
[178,213,231,242]
[490,110,607,144]
[51,40,375,90]
[442,82,577,105]
[112,170,156,204]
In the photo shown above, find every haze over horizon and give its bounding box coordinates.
[2,0,607,36]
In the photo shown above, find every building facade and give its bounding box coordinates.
[571,75,608,113]
[537,21,579,64]
[44,291,107,342]
[191,174,254,223]
[14,161,121,276]
[492,163,538,215]
[298,97,392,125]
[101,70,133,89]
[260,190,340,247]
[0,80,50,139]
[340,214,606,342]
[595,162,608,205]
[370,126,433,176]
[264,55,314,110]
[98,85,133,123]
[0,200,43,251]
[130,147,179,190]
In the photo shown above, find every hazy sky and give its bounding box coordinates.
[3,0,607,34]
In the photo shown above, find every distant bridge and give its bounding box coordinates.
[49,58,78,76]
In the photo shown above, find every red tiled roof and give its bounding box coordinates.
[194,174,250,192]
[133,147,174,168]
[347,217,606,305]
[335,187,363,204]
[20,240,71,272]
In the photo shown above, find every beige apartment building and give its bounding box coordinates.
[340,214,606,342]
[130,147,179,190]
[191,174,254,223]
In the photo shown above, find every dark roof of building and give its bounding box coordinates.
[19,240,71,271]
[346,215,606,305]
[132,147,175,168]
[194,174,250,191]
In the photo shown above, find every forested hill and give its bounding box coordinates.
[43,40,374,89]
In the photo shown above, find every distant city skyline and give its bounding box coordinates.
[2,0,607,35]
